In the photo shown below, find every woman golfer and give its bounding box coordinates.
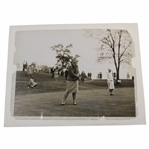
[61,58,79,105]
[107,69,115,95]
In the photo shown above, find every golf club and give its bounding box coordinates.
[83,83,98,94]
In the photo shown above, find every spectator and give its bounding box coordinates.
[28,76,37,88]
[22,60,26,71]
[81,71,87,83]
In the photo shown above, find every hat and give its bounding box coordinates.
[71,58,78,63]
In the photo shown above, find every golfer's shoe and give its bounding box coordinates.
[110,93,114,96]
[73,102,77,105]
[61,101,65,105]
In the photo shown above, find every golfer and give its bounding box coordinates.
[107,69,115,95]
[61,58,79,105]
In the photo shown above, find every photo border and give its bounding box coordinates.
[4,24,146,126]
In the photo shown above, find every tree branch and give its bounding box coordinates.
[120,57,132,63]
[120,41,132,59]
[85,29,100,40]
[101,37,113,48]
[117,31,123,66]
[108,30,115,48]
[97,55,113,63]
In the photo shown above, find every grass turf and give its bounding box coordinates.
[13,71,136,117]
[15,71,134,95]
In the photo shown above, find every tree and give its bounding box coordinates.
[30,62,36,68]
[51,44,80,70]
[40,65,49,73]
[86,29,133,81]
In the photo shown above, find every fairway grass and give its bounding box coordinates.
[14,88,135,117]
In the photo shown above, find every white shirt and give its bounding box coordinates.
[107,71,113,81]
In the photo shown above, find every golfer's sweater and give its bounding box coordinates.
[67,65,79,81]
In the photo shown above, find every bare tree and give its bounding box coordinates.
[86,29,133,81]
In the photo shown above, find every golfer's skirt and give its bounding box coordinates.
[107,80,115,89]
[66,80,79,93]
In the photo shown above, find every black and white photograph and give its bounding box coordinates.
[4,24,145,126]
[1,1,149,149]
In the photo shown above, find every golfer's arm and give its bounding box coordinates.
[69,67,79,78]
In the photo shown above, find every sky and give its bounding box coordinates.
[14,29,135,79]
